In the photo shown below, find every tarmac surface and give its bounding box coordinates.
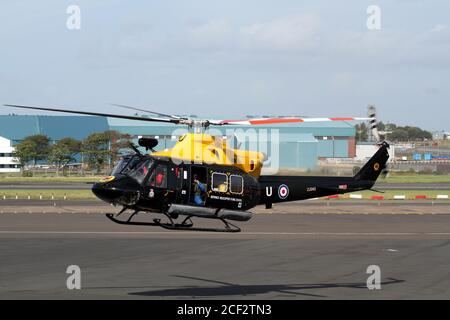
[1,199,450,212]
[0,182,94,190]
[1,204,450,299]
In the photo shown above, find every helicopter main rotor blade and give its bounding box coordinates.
[3,104,180,124]
[111,104,187,120]
[210,116,371,126]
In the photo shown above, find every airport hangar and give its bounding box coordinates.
[0,114,357,172]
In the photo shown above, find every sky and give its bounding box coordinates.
[0,0,449,131]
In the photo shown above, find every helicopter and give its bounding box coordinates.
[3,104,389,232]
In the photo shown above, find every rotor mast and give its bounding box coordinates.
[180,119,211,133]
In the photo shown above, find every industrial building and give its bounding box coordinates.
[0,136,19,173]
[0,114,357,172]
[432,131,450,140]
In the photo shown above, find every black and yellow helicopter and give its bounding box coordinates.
[3,104,389,232]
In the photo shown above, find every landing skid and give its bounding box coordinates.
[106,213,161,227]
[105,212,241,233]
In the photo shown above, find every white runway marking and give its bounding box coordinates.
[0,231,450,236]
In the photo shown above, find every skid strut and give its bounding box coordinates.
[105,211,241,232]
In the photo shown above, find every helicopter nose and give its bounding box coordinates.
[92,179,123,204]
[92,175,141,205]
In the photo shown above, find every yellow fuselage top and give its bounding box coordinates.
[152,133,264,177]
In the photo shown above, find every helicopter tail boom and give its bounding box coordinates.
[353,141,390,183]
[258,141,390,206]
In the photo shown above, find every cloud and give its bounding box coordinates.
[431,24,447,33]
[181,15,321,53]
[186,19,233,50]
[330,72,355,90]
[324,23,450,70]
[419,24,450,45]
[177,15,449,71]
[239,14,321,51]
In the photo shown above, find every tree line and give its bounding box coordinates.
[355,122,433,142]
[13,130,132,175]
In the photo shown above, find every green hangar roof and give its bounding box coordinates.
[0,114,356,142]
[0,116,40,140]
[0,114,357,169]
[38,116,109,140]
[0,115,109,142]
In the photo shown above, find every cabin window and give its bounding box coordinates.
[149,164,168,188]
[229,175,243,194]
[211,172,228,193]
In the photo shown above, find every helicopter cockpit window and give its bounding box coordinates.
[212,172,228,193]
[111,156,141,176]
[111,160,127,176]
[111,157,131,175]
[148,164,167,188]
[127,159,153,184]
[229,175,243,194]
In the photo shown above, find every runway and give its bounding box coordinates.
[0,182,94,190]
[1,210,450,299]
[1,198,450,208]
[0,181,449,190]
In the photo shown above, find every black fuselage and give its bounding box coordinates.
[92,142,390,214]
[92,156,261,212]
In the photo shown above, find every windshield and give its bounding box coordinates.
[111,156,141,176]
[111,158,129,176]
[111,155,151,176]
[127,159,153,184]
[121,157,141,175]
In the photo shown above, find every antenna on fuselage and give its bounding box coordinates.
[129,143,142,155]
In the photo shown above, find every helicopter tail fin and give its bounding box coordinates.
[354,141,390,183]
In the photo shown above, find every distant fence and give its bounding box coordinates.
[7,166,111,176]
[326,194,449,200]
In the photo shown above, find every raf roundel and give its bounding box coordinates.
[278,184,289,199]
